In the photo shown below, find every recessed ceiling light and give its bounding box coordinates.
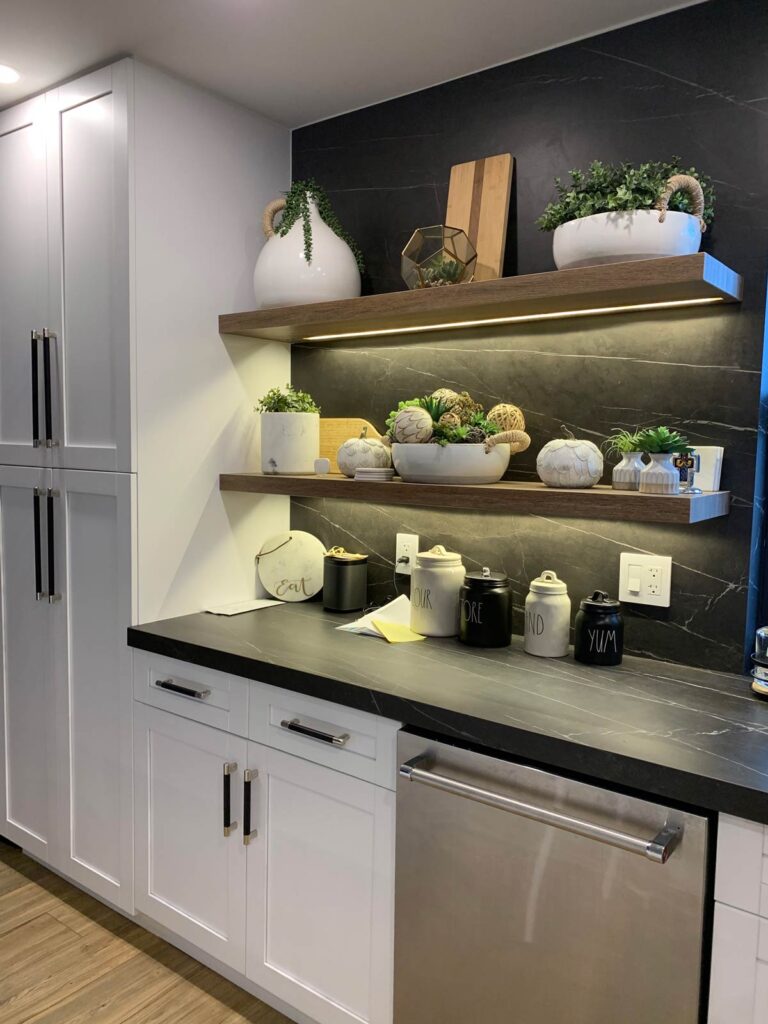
[0,65,20,85]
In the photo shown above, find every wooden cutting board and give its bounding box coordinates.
[320,418,382,473]
[446,153,514,282]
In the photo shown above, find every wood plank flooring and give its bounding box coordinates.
[0,840,291,1024]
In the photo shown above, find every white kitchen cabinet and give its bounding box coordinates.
[49,469,135,910]
[709,903,768,1023]
[245,742,395,1024]
[0,465,56,860]
[133,703,248,971]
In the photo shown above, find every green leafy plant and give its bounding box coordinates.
[256,384,320,414]
[603,428,645,458]
[276,179,365,273]
[635,426,691,454]
[536,159,715,232]
[385,392,500,445]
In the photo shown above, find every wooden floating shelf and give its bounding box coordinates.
[219,254,742,344]
[220,474,731,525]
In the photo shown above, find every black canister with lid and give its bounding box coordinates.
[323,549,368,612]
[459,567,512,648]
[574,590,624,666]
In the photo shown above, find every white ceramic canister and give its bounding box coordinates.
[410,545,465,637]
[524,570,571,658]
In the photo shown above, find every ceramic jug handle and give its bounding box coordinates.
[262,198,287,238]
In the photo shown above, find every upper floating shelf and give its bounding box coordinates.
[219,254,743,344]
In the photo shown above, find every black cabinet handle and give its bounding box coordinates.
[154,678,211,700]
[243,769,258,845]
[223,762,238,837]
[33,488,44,600]
[30,331,40,448]
[280,718,350,747]
[42,329,58,449]
[46,488,60,603]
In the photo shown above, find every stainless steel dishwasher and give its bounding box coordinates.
[394,733,708,1024]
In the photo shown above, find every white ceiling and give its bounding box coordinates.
[0,0,703,127]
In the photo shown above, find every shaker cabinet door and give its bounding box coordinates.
[245,743,395,1024]
[0,98,50,467]
[133,704,248,971]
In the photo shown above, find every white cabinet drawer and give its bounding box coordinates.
[248,682,400,790]
[716,815,768,917]
[133,652,249,735]
[709,903,768,1023]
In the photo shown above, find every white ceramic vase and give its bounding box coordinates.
[391,443,511,485]
[612,452,646,491]
[260,412,319,474]
[552,209,702,270]
[253,197,361,309]
[639,452,680,495]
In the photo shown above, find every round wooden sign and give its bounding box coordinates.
[257,530,325,602]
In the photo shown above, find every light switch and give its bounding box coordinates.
[618,552,672,608]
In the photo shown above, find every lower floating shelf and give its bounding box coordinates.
[219,473,730,524]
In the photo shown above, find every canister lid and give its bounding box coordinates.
[324,546,368,564]
[529,570,567,595]
[579,589,621,611]
[465,566,509,588]
[416,544,463,567]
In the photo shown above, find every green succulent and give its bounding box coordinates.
[256,384,320,414]
[635,426,691,454]
[420,256,465,287]
[602,428,645,458]
[418,395,455,423]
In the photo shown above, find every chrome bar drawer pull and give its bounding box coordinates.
[243,769,258,845]
[223,762,238,837]
[400,756,682,864]
[154,678,211,700]
[280,717,350,747]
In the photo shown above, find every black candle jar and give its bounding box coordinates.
[459,568,512,648]
[574,591,624,666]
[323,551,368,612]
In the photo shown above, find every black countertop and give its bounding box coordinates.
[128,603,768,824]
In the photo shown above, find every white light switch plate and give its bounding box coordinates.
[619,552,672,608]
[395,533,419,575]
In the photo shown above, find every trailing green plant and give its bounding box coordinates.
[536,158,715,232]
[256,384,320,414]
[635,425,691,454]
[276,179,365,273]
[602,428,645,458]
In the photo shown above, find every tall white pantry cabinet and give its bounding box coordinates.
[0,59,291,910]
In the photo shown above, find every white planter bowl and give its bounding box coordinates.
[260,412,319,474]
[392,443,511,485]
[552,209,702,270]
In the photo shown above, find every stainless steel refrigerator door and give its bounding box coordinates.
[394,733,708,1024]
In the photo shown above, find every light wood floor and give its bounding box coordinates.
[0,840,292,1023]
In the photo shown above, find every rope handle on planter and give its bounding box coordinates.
[655,174,706,233]
[262,198,287,238]
[485,429,531,455]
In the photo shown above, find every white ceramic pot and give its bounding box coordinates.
[612,452,646,491]
[253,197,361,308]
[639,452,680,495]
[391,443,511,485]
[260,412,319,474]
[410,545,464,637]
[524,570,571,658]
[552,209,702,271]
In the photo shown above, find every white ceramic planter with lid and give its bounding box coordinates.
[410,545,465,637]
[524,570,571,658]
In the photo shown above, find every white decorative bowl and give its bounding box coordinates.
[552,209,701,270]
[391,443,511,485]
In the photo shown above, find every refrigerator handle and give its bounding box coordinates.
[30,331,41,448]
[400,755,682,864]
[42,329,59,449]
[33,487,45,600]
[46,488,61,604]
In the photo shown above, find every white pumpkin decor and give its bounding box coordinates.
[336,427,392,478]
[537,427,604,488]
[393,406,434,444]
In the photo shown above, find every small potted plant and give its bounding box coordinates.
[603,429,646,491]
[536,158,715,270]
[635,426,691,495]
[256,384,320,475]
[401,226,477,289]
[252,179,364,308]
[386,389,530,484]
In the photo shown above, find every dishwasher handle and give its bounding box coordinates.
[400,755,682,864]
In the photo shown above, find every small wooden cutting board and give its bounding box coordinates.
[446,153,514,282]
[320,418,382,473]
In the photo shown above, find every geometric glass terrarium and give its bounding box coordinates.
[401,224,478,289]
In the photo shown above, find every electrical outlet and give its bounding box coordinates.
[618,553,672,608]
[395,533,419,576]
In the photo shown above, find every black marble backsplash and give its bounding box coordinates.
[290,0,768,674]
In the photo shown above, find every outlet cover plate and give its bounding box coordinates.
[395,533,419,576]
[619,552,672,608]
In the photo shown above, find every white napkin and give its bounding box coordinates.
[337,594,411,637]
[205,599,285,616]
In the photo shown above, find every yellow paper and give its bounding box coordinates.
[370,619,426,644]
